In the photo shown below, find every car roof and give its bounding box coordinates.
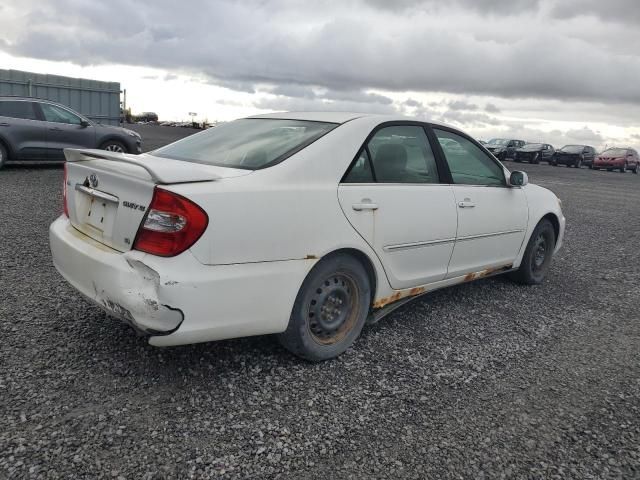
[247,111,456,127]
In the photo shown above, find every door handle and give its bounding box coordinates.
[352,200,378,211]
[458,201,476,208]
[49,127,62,131]
[0,122,10,127]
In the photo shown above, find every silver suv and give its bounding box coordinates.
[0,96,142,168]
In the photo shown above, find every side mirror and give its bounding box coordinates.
[80,120,90,127]
[510,171,528,187]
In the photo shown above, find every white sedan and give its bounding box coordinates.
[49,112,565,361]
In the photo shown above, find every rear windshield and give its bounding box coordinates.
[153,118,338,169]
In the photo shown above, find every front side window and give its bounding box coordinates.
[154,118,337,169]
[41,103,82,125]
[366,125,440,183]
[0,101,38,120]
[434,129,505,186]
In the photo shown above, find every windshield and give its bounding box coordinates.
[488,138,509,145]
[601,148,627,157]
[559,145,584,153]
[153,118,338,169]
[523,143,543,149]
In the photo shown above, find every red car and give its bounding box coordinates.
[593,148,639,173]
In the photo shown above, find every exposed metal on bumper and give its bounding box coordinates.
[49,216,184,334]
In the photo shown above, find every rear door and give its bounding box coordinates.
[0,99,48,160]
[37,102,96,161]
[338,124,457,289]
[432,127,527,278]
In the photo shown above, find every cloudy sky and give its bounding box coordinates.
[1,0,639,149]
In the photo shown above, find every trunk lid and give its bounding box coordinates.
[64,148,250,252]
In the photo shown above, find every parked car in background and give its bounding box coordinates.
[135,112,159,123]
[552,145,596,168]
[593,148,639,173]
[49,112,564,361]
[514,143,555,164]
[485,138,526,161]
[0,96,142,168]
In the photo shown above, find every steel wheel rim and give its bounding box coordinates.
[105,144,124,153]
[307,273,359,345]
[532,234,548,272]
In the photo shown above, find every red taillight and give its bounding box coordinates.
[63,162,69,217]
[133,187,208,257]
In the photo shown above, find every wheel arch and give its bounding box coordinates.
[0,134,15,160]
[98,135,129,152]
[541,212,560,246]
[319,248,378,308]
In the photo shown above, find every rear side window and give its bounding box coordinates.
[434,129,505,186]
[40,103,83,125]
[368,126,440,183]
[0,101,38,120]
[153,118,337,170]
[343,149,374,183]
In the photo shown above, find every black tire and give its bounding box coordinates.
[620,162,628,173]
[0,143,7,169]
[633,164,639,174]
[100,140,128,153]
[277,254,371,361]
[575,158,583,168]
[509,219,556,285]
[551,161,558,166]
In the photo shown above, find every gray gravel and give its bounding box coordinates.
[1,132,639,478]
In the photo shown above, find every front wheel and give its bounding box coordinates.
[277,254,371,361]
[633,164,639,174]
[509,219,556,285]
[0,143,7,169]
[100,140,127,153]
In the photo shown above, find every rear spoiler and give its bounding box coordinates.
[64,148,221,184]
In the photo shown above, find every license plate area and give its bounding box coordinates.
[74,184,119,238]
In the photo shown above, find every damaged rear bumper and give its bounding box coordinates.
[49,216,184,334]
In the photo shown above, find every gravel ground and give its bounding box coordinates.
[1,130,639,478]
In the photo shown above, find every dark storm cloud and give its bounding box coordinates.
[550,0,640,24]
[2,0,640,105]
[448,100,479,111]
[485,103,501,113]
[364,0,542,14]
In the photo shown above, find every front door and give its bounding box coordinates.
[37,102,96,161]
[338,124,457,289]
[432,128,527,278]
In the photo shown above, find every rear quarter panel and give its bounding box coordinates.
[167,116,394,294]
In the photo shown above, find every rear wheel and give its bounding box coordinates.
[633,163,639,174]
[509,219,556,285]
[100,140,127,153]
[0,143,6,169]
[277,254,371,361]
